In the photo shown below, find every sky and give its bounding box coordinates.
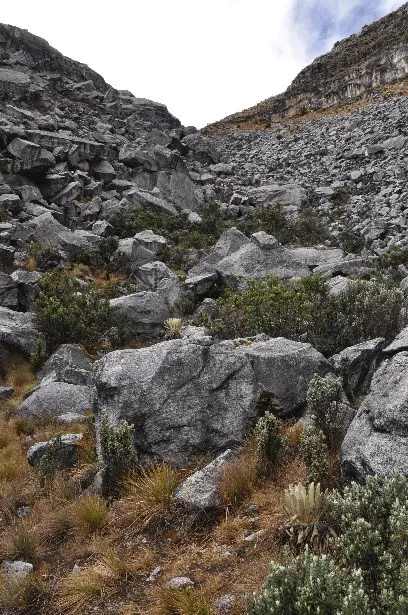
[0,0,406,127]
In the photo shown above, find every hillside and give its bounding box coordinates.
[204,2,408,134]
[0,7,408,615]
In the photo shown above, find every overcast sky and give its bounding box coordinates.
[1,0,405,127]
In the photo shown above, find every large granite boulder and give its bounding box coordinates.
[215,232,311,290]
[341,352,408,480]
[37,344,92,386]
[0,307,39,355]
[110,291,170,338]
[331,338,385,399]
[17,382,92,420]
[247,183,307,216]
[93,336,331,466]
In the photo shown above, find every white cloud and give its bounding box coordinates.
[0,0,405,127]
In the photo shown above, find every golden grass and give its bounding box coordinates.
[158,586,212,615]
[0,571,46,610]
[2,521,41,561]
[219,453,257,508]
[71,496,106,535]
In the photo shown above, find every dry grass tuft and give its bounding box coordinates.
[55,566,110,613]
[219,453,257,508]
[71,496,106,535]
[114,464,182,532]
[0,571,46,610]
[158,586,212,615]
[2,521,41,561]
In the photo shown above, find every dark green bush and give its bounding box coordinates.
[69,237,131,276]
[214,277,405,355]
[237,205,329,246]
[31,246,63,271]
[35,272,124,354]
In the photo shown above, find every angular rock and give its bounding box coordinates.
[27,433,82,468]
[174,450,234,509]
[17,382,92,420]
[342,352,408,480]
[110,291,170,338]
[37,344,92,386]
[0,307,39,355]
[331,338,386,398]
[0,271,18,309]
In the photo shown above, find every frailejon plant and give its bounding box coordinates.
[281,483,335,553]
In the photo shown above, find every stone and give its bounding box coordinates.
[331,338,386,398]
[17,382,92,420]
[124,187,178,216]
[248,183,307,213]
[133,229,167,254]
[91,159,116,181]
[187,227,250,279]
[174,450,235,509]
[0,307,39,355]
[384,326,408,354]
[215,235,311,290]
[93,336,329,466]
[242,337,332,416]
[0,386,13,399]
[183,133,220,164]
[37,344,92,386]
[2,560,33,577]
[342,352,408,480]
[10,269,42,312]
[27,433,83,468]
[167,577,194,589]
[0,271,18,309]
[0,67,30,95]
[110,291,170,338]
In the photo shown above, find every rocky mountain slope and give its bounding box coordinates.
[1,7,408,614]
[205,1,408,133]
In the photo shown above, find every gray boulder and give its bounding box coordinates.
[174,450,234,509]
[247,183,307,215]
[331,338,385,399]
[93,336,330,466]
[27,433,82,468]
[10,269,42,312]
[110,291,170,338]
[342,352,408,480]
[0,272,18,310]
[37,344,92,386]
[0,307,39,355]
[242,337,332,416]
[384,326,408,354]
[215,233,311,290]
[17,382,92,420]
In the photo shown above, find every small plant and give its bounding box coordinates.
[300,422,329,486]
[122,464,180,528]
[55,566,109,612]
[0,572,46,611]
[306,375,342,451]
[99,414,136,496]
[159,586,212,615]
[284,482,328,525]
[164,317,183,339]
[249,550,370,615]
[37,434,64,486]
[219,453,257,508]
[31,245,62,271]
[280,483,334,553]
[7,523,40,560]
[254,412,286,474]
[72,496,106,534]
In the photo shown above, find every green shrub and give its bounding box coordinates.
[237,205,328,246]
[214,277,405,356]
[70,237,131,276]
[329,475,408,607]
[35,272,123,354]
[300,422,329,486]
[254,412,286,475]
[31,245,62,271]
[306,375,342,451]
[251,477,408,615]
[214,275,327,342]
[375,246,408,281]
[249,550,370,615]
[99,414,136,496]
